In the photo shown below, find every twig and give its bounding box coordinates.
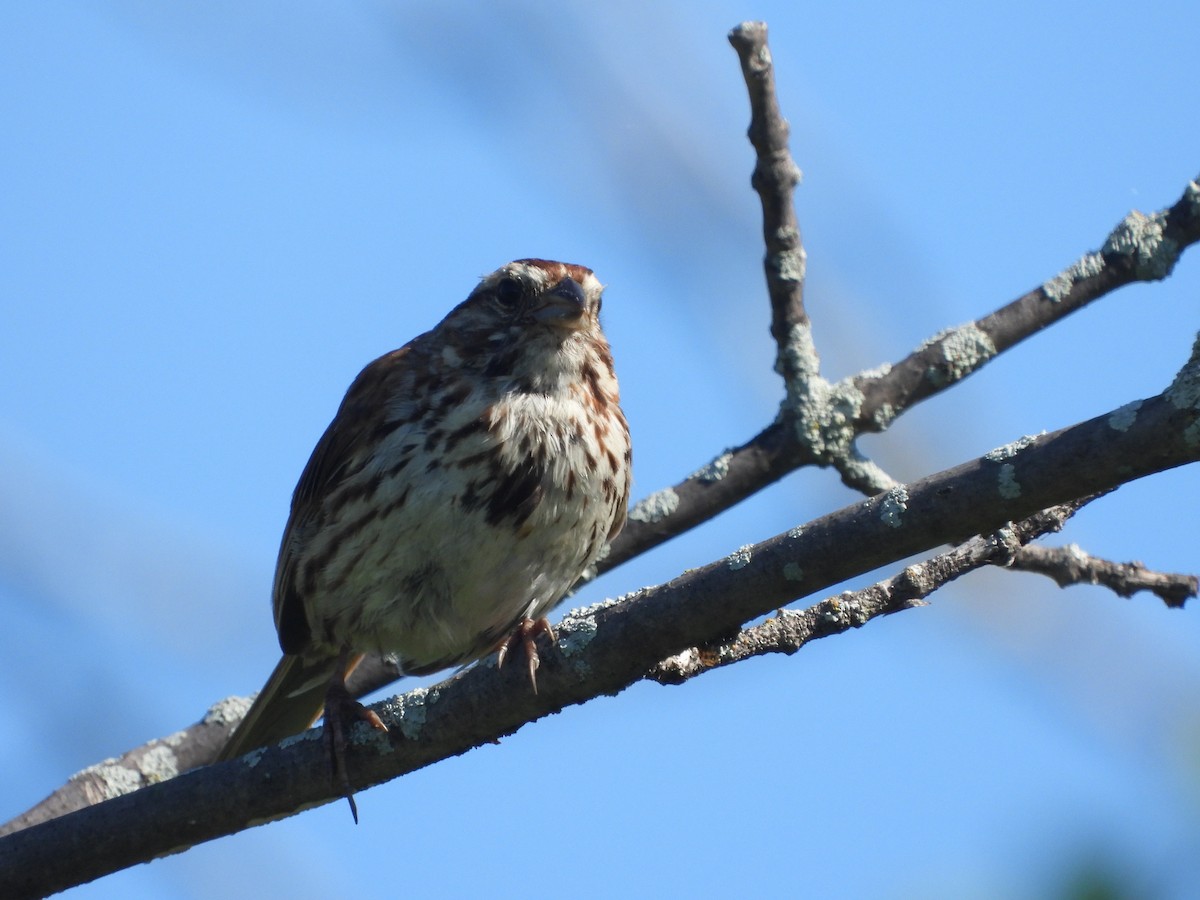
[1012,544,1198,608]
[849,179,1200,435]
[650,499,1093,683]
[727,22,810,376]
[727,22,898,493]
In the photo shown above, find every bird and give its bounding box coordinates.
[216,259,631,818]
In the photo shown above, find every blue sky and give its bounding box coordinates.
[2,3,1199,898]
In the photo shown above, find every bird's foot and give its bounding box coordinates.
[495,616,556,694]
[323,679,388,824]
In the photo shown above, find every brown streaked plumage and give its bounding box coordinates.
[218,260,631,815]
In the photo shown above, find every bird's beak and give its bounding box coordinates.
[532,277,589,331]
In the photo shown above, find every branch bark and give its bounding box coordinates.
[649,497,1099,684]
[596,168,1200,573]
[602,178,1200,574]
[727,22,810,375]
[1012,544,1198,607]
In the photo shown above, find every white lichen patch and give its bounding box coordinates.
[139,745,181,784]
[384,686,438,742]
[782,561,804,582]
[1102,210,1179,281]
[692,449,734,483]
[1166,335,1200,410]
[925,324,997,387]
[801,378,865,459]
[1061,543,1088,563]
[567,594,627,619]
[871,401,898,431]
[787,525,805,539]
[204,695,254,726]
[628,487,680,523]
[985,433,1042,462]
[778,324,866,461]
[902,562,930,593]
[1108,400,1142,432]
[78,759,144,799]
[997,463,1021,499]
[775,324,892,463]
[659,647,703,673]
[1042,251,1105,302]
[859,362,894,382]
[276,728,322,756]
[86,763,142,801]
[776,321,821,383]
[854,364,902,432]
[557,613,599,657]
[821,592,869,627]
[1186,176,1200,209]
[772,243,807,283]
[879,485,909,528]
[841,454,897,493]
[727,545,754,570]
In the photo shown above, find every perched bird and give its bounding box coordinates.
[217,259,631,816]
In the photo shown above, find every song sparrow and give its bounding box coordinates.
[217,259,631,813]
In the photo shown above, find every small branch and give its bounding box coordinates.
[728,21,810,384]
[0,656,412,838]
[651,499,1093,683]
[832,444,898,494]
[851,177,1200,434]
[728,22,863,482]
[1012,544,1198,608]
[0,698,246,840]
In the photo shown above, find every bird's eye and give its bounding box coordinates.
[494,277,523,309]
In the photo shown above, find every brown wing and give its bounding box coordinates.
[272,344,416,655]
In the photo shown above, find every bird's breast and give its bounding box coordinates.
[302,384,629,671]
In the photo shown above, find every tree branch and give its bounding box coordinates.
[597,170,1200,575]
[851,183,1200,434]
[0,698,247,839]
[727,22,810,375]
[1012,544,1198,608]
[4,344,1200,895]
[726,22,901,497]
[649,498,1096,684]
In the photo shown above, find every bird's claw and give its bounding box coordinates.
[322,679,388,824]
[495,617,556,694]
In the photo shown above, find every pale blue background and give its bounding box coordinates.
[3,3,1199,898]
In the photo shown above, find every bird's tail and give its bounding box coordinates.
[217,652,360,761]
